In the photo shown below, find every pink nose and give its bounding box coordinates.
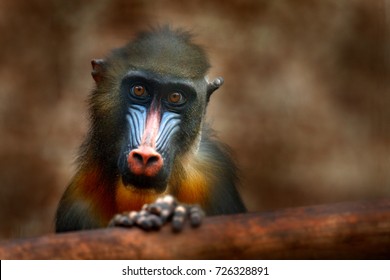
[127,146,163,177]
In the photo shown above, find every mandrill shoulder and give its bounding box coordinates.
[171,126,246,215]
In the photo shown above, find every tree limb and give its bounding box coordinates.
[1,198,389,259]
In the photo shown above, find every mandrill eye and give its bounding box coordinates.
[131,85,147,97]
[168,92,185,105]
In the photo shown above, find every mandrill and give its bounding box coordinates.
[55,26,246,233]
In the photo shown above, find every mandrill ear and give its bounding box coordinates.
[91,59,107,84]
[206,77,224,101]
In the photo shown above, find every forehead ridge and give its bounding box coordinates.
[109,27,210,79]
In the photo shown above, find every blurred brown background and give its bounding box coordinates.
[0,0,389,240]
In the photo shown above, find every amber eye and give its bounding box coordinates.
[131,85,146,97]
[168,92,184,104]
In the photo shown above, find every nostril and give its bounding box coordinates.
[132,152,143,163]
[131,151,160,166]
[147,155,160,165]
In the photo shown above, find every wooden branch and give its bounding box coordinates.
[1,199,389,259]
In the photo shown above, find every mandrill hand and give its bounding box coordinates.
[108,195,204,232]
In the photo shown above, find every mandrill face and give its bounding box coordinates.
[115,70,208,193]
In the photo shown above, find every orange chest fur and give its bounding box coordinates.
[75,163,212,221]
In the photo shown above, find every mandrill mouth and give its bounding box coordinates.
[119,147,170,193]
[120,172,168,193]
